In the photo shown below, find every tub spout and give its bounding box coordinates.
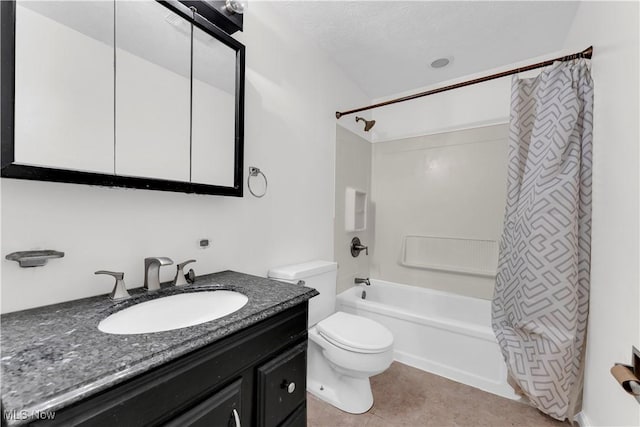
[355,277,370,286]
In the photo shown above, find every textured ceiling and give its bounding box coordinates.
[271,1,581,99]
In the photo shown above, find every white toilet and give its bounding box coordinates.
[268,260,393,414]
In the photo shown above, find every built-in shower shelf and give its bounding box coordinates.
[400,235,497,277]
[345,187,367,231]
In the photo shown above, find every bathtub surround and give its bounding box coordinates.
[492,60,593,421]
[334,126,372,294]
[370,124,509,299]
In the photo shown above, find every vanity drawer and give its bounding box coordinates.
[256,342,307,427]
[165,378,242,427]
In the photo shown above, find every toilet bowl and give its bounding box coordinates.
[268,261,394,414]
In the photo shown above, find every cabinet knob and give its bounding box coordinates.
[281,380,296,394]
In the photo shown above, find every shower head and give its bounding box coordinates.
[355,116,376,132]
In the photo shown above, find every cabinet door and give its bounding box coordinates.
[165,378,243,427]
[13,1,114,174]
[256,342,307,427]
[190,25,237,187]
[280,403,306,427]
[114,0,191,182]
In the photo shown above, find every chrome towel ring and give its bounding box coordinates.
[247,166,267,198]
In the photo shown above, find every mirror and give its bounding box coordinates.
[115,0,191,182]
[191,25,237,187]
[1,0,245,196]
[13,1,114,174]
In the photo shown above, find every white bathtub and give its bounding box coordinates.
[337,279,518,400]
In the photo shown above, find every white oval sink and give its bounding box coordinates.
[98,290,248,335]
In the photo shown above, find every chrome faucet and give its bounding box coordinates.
[354,277,371,286]
[144,257,173,291]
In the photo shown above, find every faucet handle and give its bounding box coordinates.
[350,237,369,257]
[173,259,196,286]
[95,270,130,300]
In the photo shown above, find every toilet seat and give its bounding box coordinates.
[316,312,393,354]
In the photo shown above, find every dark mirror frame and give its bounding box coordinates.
[0,0,245,197]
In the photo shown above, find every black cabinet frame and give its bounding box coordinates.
[0,0,245,197]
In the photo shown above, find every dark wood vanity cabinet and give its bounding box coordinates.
[32,303,308,427]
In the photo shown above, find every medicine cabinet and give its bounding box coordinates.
[0,0,245,196]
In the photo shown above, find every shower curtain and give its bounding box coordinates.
[492,59,593,421]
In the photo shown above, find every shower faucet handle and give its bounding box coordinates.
[350,237,369,257]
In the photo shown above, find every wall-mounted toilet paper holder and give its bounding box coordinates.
[611,346,640,404]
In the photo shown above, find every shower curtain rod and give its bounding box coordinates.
[335,46,593,119]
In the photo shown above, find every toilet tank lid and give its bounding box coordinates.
[268,260,337,281]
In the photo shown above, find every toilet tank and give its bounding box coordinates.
[268,260,337,327]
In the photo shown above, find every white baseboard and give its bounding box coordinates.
[575,411,592,427]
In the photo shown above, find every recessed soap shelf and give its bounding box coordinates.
[5,250,65,268]
[345,187,367,232]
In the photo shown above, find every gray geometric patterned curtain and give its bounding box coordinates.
[492,59,593,421]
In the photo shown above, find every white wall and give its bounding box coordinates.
[334,126,372,294]
[562,2,640,426]
[0,2,368,313]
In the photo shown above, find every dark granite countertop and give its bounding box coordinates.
[0,271,318,426]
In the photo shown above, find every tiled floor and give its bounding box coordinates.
[307,362,570,427]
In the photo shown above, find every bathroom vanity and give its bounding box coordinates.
[0,272,317,426]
